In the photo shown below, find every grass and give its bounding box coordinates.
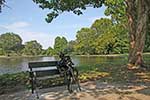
[0,57,150,94]
[77,60,150,85]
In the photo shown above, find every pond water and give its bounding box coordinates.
[0,54,149,75]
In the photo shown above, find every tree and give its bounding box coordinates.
[66,40,76,54]
[126,0,150,68]
[91,18,114,54]
[91,18,128,54]
[75,28,96,54]
[91,18,113,35]
[22,40,42,55]
[33,0,104,23]
[45,47,54,56]
[0,0,5,12]
[54,36,68,54]
[104,0,149,67]
[104,0,127,24]
[33,0,150,68]
[144,17,150,52]
[93,27,116,54]
[0,48,4,55]
[111,24,129,54]
[0,32,22,55]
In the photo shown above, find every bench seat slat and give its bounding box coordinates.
[29,61,58,68]
[36,75,60,80]
[34,69,60,77]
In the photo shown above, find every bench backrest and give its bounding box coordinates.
[28,61,60,77]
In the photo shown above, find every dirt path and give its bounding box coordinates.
[0,81,150,100]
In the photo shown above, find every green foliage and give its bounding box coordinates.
[0,48,4,55]
[0,72,29,94]
[74,18,129,55]
[91,18,116,54]
[0,32,22,55]
[1,0,149,55]
[94,30,116,54]
[104,0,127,24]
[112,24,129,54]
[75,28,96,55]
[66,40,76,54]
[33,0,104,23]
[45,47,55,56]
[144,23,150,52]
[91,18,113,35]
[32,0,131,55]
[54,36,68,54]
[104,0,149,53]
[22,40,42,55]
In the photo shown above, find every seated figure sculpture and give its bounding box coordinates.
[58,52,81,93]
[58,52,74,75]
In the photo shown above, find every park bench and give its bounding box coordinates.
[28,61,60,95]
[28,60,81,98]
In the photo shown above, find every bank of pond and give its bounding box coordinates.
[0,54,150,94]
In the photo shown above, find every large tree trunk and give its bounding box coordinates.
[126,0,149,69]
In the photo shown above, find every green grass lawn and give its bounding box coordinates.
[77,59,150,85]
[0,58,150,94]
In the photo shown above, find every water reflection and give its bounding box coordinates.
[73,56,126,66]
[0,56,58,74]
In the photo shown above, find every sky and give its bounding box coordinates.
[0,0,108,49]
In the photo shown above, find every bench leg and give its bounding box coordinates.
[75,77,81,91]
[71,68,81,92]
[64,72,73,93]
[30,75,39,99]
[30,78,34,94]
[67,75,73,93]
[34,77,40,99]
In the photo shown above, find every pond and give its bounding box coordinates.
[0,54,149,75]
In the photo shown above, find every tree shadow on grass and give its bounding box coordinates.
[39,81,150,100]
[1,80,150,100]
[136,87,150,96]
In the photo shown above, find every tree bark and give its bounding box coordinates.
[126,0,149,68]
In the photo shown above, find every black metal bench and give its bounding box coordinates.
[28,61,60,96]
[28,60,81,98]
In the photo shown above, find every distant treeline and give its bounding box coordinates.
[0,18,150,56]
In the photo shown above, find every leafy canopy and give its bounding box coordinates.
[0,32,22,54]
[33,0,104,23]
[75,28,96,54]
[22,40,42,55]
[54,36,68,54]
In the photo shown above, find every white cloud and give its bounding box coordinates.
[3,21,30,30]
[0,21,56,49]
[88,16,111,23]
[19,31,56,49]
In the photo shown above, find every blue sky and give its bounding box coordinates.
[0,0,108,49]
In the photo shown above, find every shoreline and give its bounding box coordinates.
[0,52,150,58]
[0,55,53,58]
